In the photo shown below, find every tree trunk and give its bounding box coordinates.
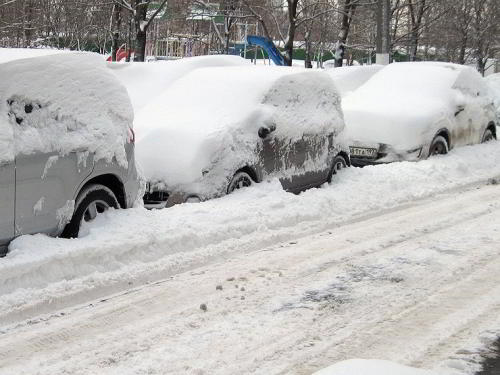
[111,4,122,61]
[135,29,147,62]
[283,0,299,66]
[304,30,313,68]
[134,0,148,62]
[335,0,357,68]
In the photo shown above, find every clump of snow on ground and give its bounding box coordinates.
[325,65,383,97]
[135,66,344,196]
[0,53,133,166]
[107,55,249,112]
[314,359,438,375]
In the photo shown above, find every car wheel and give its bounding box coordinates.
[61,184,119,238]
[328,154,348,183]
[482,128,495,143]
[227,171,253,194]
[429,135,449,156]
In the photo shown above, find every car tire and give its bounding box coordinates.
[61,184,119,238]
[227,171,253,194]
[429,135,449,157]
[482,128,495,143]
[327,154,348,183]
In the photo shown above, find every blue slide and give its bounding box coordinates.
[246,35,285,66]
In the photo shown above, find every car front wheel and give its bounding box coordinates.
[328,154,348,183]
[61,184,119,238]
[227,171,253,194]
[429,135,449,157]
[482,128,495,143]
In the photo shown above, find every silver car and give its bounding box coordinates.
[0,53,140,256]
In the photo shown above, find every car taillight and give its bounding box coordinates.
[127,127,135,144]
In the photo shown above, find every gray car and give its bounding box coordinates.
[135,66,349,208]
[0,53,140,255]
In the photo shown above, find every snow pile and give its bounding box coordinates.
[486,73,500,120]
[314,359,438,375]
[107,55,250,112]
[1,140,500,322]
[0,53,133,166]
[343,62,494,152]
[325,65,383,97]
[136,66,344,196]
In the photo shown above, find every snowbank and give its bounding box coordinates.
[314,359,438,375]
[135,66,344,196]
[1,140,500,322]
[0,53,133,166]
[343,62,494,152]
[325,65,383,97]
[107,55,250,112]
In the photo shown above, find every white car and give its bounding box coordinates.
[135,66,349,208]
[343,62,497,166]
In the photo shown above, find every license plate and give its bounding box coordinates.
[350,146,378,158]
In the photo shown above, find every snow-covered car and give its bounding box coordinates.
[136,66,349,208]
[325,64,383,97]
[0,53,140,255]
[343,62,498,166]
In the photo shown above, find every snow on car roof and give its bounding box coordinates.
[0,53,133,166]
[325,64,383,97]
[135,66,344,187]
[0,47,72,64]
[108,55,250,112]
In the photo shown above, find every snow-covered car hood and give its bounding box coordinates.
[135,66,344,196]
[343,94,454,151]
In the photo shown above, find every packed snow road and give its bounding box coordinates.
[2,141,500,326]
[1,174,500,374]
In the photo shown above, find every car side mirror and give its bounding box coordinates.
[258,124,276,139]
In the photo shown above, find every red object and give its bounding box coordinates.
[107,47,132,62]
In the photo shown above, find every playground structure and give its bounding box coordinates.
[246,35,285,66]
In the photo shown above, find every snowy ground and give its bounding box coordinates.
[1,141,500,374]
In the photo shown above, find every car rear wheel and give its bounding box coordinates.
[482,128,495,143]
[429,135,449,157]
[227,172,253,194]
[61,184,119,238]
[328,154,348,183]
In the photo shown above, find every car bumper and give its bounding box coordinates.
[349,144,423,167]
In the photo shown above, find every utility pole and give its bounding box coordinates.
[376,0,390,65]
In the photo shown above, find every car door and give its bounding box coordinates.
[0,116,15,249]
[258,127,330,193]
[15,150,94,237]
[0,159,15,248]
[452,69,491,146]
